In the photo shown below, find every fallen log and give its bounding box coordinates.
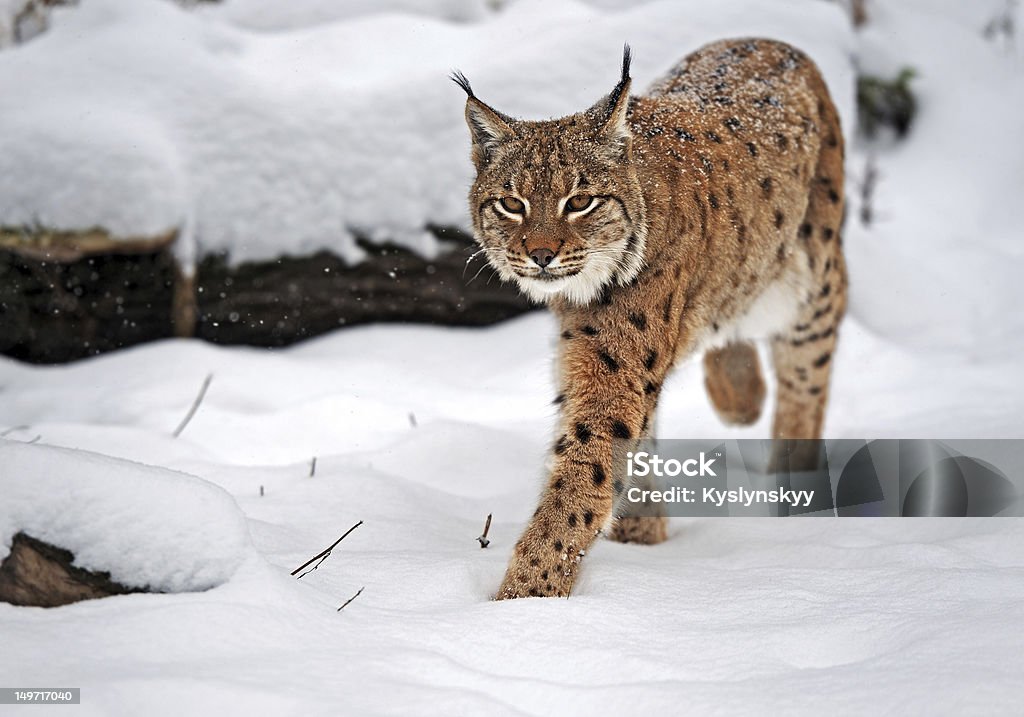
[0,225,536,363]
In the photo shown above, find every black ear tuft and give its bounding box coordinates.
[605,44,632,114]
[450,70,474,98]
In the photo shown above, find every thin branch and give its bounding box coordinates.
[849,0,868,28]
[292,520,363,578]
[858,154,880,227]
[1,426,41,443]
[173,373,213,437]
[477,513,493,548]
[336,586,364,612]
[309,456,317,477]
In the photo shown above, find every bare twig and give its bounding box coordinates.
[292,520,364,578]
[309,456,317,477]
[850,0,868,28]
[477,513,493,549]
[336,586,365,612]
[173,373,213,437]
[858,155,880,227]
[1,426,41,443]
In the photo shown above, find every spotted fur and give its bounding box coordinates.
[456,38,848,599]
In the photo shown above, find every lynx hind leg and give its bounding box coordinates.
[608,415,668,545]
[770,90,847,473]
[767,314,840,472]
[703,342,766,426]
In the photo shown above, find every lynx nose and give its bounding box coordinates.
[529,247,555,268]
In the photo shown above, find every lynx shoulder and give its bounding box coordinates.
[455,38,847,599]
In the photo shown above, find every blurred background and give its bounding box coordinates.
[1,0,1019,363]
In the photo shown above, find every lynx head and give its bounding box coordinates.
[453,47,648,305]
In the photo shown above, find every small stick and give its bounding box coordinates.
[336,586,364,612]
[173,373,213,437]
[477,513,492,549]
[309,456,317,477]
[408,412,417,428]
[859,155,880,227]
[292,520,364,578]
[259,485,264,497]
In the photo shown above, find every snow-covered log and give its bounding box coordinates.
[0,226,534,363]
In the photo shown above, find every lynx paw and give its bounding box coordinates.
[607,516,668,545]
[494,537,586,600]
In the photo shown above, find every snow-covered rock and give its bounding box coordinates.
[0,441,251,593]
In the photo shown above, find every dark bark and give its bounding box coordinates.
[195,228,533,346]
[0,248,179,362]
[0,226,536,364]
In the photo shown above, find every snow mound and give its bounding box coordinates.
[0,441,251,594]
[198,0,497,32]
[0,0,853,267]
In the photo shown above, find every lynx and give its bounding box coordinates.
[454,38,847,599]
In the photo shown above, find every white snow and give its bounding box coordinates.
[1,308,1022,714]
[0,0,1023,714]
[197,0,498,31]
[844,0,1024,351]
[0,0,853,268]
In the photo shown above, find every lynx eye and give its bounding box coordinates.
[566,194,594,213]
[498,197,525,214]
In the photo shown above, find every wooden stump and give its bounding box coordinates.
[0,533,142,608]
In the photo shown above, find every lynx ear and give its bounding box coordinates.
[588,45,633,153]
[451,71,513,166]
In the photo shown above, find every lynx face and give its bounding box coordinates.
[454,58,648,305]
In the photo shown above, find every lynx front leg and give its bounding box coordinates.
[496,335,655,600]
